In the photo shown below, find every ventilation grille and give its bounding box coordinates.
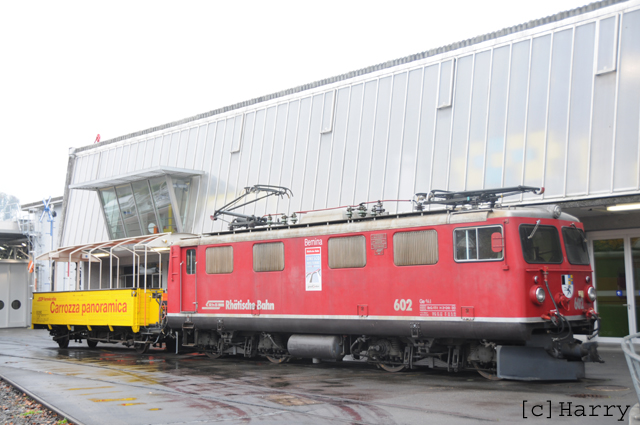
[206,246,233,274]
[253,242,285,272]
[328,236,366,269]
[394,230,438,266]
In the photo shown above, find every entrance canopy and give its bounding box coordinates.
[36,233,177,263]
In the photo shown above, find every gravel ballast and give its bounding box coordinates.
[0,378,73,425]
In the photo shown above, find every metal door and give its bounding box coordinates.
[0,261,29,328]
[0,264,8,328]
[180,247,198,313]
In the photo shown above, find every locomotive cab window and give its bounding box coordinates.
[328,235,366,269]
[454,226,503,262]
[562,227,590,265]
[206,246,233,274]
[519,224,563,264]
[394,230,438,266]
[253,242,285,272]
[186,249,196,274]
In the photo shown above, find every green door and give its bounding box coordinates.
[593,238,628,337]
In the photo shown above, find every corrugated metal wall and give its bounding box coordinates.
[62,1,640,246]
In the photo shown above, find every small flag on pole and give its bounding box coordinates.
[94,134,101,143]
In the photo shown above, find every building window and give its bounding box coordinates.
[394,230,438,266]
[149,177,177,233]
[99,175,193,239]
[115,184,142,236]
[454,226,504,262]
[253,242,284,272]
[100,187,126,239]
[206,246,233,274]
[328,236,366,269]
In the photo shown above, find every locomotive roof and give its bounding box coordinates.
[176,205,579,247]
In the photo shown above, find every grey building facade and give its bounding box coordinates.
[54,0,640,342]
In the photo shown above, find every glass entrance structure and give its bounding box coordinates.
[589,230,640,341]
[69,167,202,239]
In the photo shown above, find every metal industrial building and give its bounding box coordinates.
[47,0,640,343]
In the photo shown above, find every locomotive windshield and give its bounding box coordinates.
[562,227,590,265]
[519,224,563,264]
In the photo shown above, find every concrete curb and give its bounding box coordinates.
[0,373,85,425]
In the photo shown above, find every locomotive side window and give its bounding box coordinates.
[253,242,285,272]
[393,230,438,266]
[205,246,234,274]
[519,224,563,264]
[186,249,196,274]
[562,227,590,265]
[454,226,503,262]
[328,236,366,269]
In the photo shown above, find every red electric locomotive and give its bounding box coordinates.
[164,185,601,380]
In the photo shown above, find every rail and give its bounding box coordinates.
[621,333,640,405]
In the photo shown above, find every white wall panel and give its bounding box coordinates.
[485,45,510,189]
[278,101,299,216]
[369,76,392,201]
[590,72,616,193]
[354,80,378,204]
[338,83,364,207]
[290,97,312,215]
[383,72,408,207]
[233,113,256,221]
[300,95,323,212]
[566,22,595,196]
[61,2,640,245]
[266,104,289,215]
[397,69,423,208]
[523,34,552,198]
[544,29,573,198]
[504,39,530,188]
[196,122,217,233]
[253,107,277,218]
[214,118,235,229]
[613,9,640,191]
[466,50,491,191]
[414,65,438,194]
[449,56,473,192]
[432,66,453,191]
[321,88,349,209]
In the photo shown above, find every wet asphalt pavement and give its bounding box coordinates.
[0,328,637,424]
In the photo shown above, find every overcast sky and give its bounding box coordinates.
[0,0,592,205]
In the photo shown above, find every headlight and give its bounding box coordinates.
[536,287,546,304]
[530,286,546,304]
[587,286,596,302]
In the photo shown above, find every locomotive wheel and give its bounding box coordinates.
[134,343,150,354]
[205,350,225,359]
[378,363,406,373]
[57,336,70,349]
[472,361,501,381]
[87,339,98,348]
[266,355,289,364]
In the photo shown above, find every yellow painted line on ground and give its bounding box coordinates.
[89,397,137,403]
[120,403,145,406]
[79,391,120,396]
[148,408,162,411]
